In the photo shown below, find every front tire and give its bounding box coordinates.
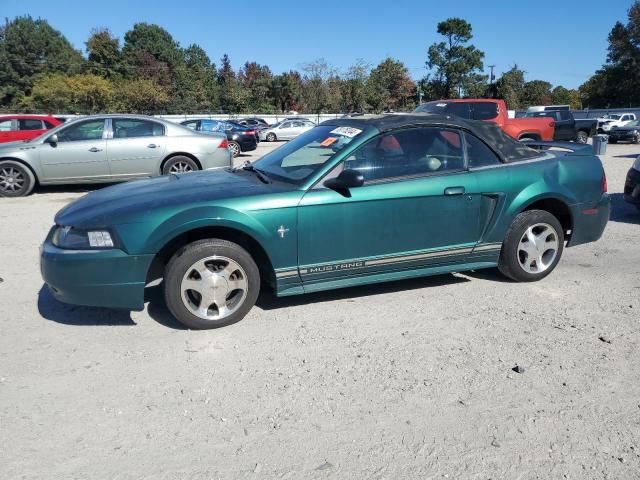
[0,160,35,197]
[266,133,276,142]
[498,210,564,282]
[163,239,260,329]
[162,156,199,175]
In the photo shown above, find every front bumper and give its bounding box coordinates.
[40,237,154,311]
[567,194,611,247]
[608,131,638,142]
[624,167,640,205]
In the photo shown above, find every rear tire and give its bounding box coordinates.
[498,210,564,282]
[228,141,241,158]
[161,156,199,175]
[0,160,35,197]
[575,131,589,144]
[163,239,260,330]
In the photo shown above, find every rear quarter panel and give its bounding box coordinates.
[473,152,606,244]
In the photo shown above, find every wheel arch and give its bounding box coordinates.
[517,131,542,141]
[0,156,40,184]
[160,152,202,174]
[519,196,573,236]
[146,225,276,290]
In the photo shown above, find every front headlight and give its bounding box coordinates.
[52,226,115,249]
[633,155,640,171]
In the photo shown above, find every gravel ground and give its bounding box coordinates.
[1,141,639,480]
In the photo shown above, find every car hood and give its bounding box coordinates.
[611,125,639,131]
[55,169,295,227]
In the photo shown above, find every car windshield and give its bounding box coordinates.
[269,121,282,129]
[252,125,367,184]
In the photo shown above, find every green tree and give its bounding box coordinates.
[494,65,525,110]
[217,54,248,114]
[580,1,640,107]
[85,28,122,79]
[0,16,83,108]
[271,71,302,113]
[24,73,113,113]
[426,17,485,98]
[171,44,218,113]
[239,62,275,113]
[341,60,369,112]
[367,58,416,112]
[113,78,169,114]
[301,58,334,115]
[522,80,553,106]
[122,23,181,88]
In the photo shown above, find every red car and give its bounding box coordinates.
[0,115,62,143]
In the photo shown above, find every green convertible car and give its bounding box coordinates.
[41,114,610,329]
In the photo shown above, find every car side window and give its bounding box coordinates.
[472,103,499,120]
[56,120,106,142]
[343,127,465,183]
[112,119,164,139]
[465,133,501,168]
[43,120,57,129]
[0,119,14,132]
[280,122,292,129]
[182,120,198,130]
[19,119,44,130]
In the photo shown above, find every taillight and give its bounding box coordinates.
[602,173,607,193]
[244,130,256,135]
[219,138,229,149]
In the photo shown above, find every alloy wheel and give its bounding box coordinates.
[517,223,559,274]
[169,161,193,174]
[180,256,249,321]
[0,166,26,194]
[229,142,240,157]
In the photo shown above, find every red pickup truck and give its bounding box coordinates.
[415,99,555,142]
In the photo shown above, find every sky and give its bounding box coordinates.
[2,0,636,89]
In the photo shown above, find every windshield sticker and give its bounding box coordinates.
[330,126,362,138]
[320,137,338,147]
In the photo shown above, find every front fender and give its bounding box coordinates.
[135,206,273,254]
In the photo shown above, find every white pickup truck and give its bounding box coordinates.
[597,113,637,133]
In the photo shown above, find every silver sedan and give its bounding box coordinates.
[0,115,232,197]
[259,119,315,142]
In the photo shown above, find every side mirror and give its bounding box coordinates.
[47,134,58,145]
[324,169,364,193]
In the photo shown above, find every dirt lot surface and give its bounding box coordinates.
[1,141,639,480]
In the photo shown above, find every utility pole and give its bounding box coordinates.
[488,65,496,85]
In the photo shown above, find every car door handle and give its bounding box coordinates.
[88,147,103,153]
[147,144,158,148]
[444,186,465,196]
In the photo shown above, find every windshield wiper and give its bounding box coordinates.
[242,163,271,183]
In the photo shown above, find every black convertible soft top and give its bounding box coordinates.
[321,113,543,163]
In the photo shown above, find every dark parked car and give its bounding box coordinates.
[608,120,640,144]
[181,119,257,157]
[624,156,640,210]
[524,110,596,143]
[236,117,269,129]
